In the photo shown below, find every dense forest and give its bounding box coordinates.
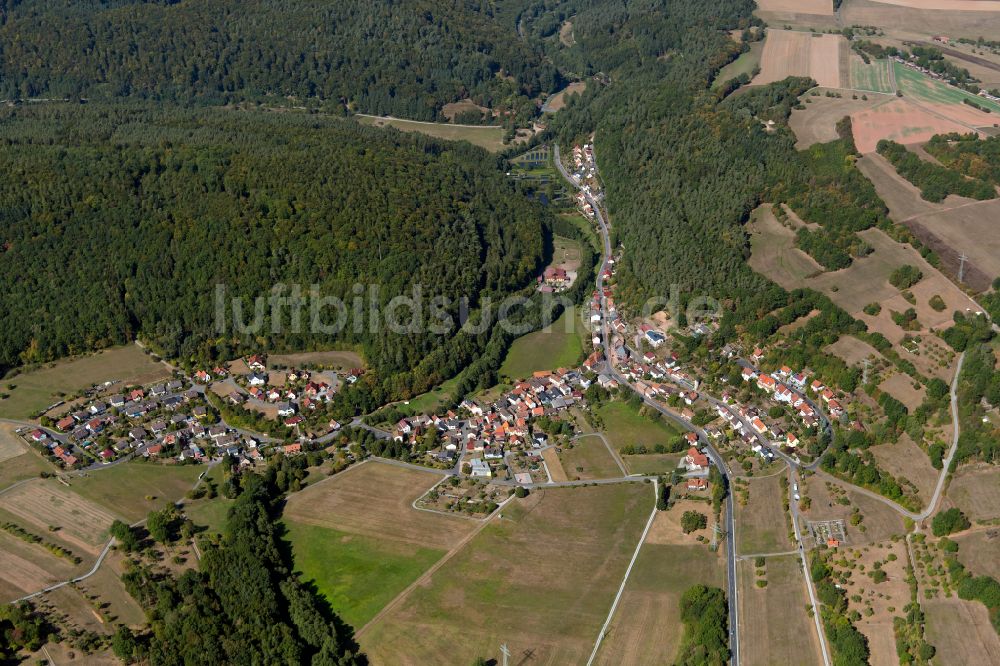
[0,0,562,120]
[0,104,549,401]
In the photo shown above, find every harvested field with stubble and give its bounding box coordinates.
[738,555,823,666]
[851,98,975,154]
[755,0,832,13]
[903,200,1000,290]
[0,530,82,602]
[0,479,115,556]
[841,1,1000,43]
[856,151,1000,290]
[789,94,888,149]
[755,31,844,88]
[360,483,653,665]
[283,461,475,551]
[747,205,823,289]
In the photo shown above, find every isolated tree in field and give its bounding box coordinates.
[681,510,708,534]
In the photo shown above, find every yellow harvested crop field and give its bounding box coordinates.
[755,31,844,88]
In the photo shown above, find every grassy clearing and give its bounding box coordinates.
[67,462,204,523]
[500,306,583,381]
[356,115,505,152]
[396,372,465,416]
[594,400,682,454]
[738,555,822,666]
[558,210,600,250]
[0,345,170,420]
[594,541,725,664]
[747,205,823,290]
[712,42,764,89]
[361,483,652,664]
[895,61,1000,113]
[559,436,622,480]
[283,521,444,630]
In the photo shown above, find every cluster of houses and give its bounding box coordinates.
[729,357,840,458]
[39,379,264,466]
[569,143,600,218]
[392,369,592,478]
[206,355,343,431]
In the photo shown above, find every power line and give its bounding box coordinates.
[958,252,968,283]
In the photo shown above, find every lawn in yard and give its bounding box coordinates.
[282,520,444,629]
[499,306,583,380]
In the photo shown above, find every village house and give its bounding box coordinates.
[683,446,709,472]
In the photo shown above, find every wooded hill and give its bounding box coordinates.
[0,0,562,120]
[0,104,547,394]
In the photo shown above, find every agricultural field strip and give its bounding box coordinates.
[585,481,659,666]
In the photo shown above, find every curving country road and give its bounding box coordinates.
[554,144,741,666]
